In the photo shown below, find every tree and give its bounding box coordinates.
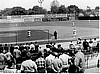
[27,8,35,15]
[51,6,59,14]
[1,8,12,16]
[42,8,48,14]
[58,5,67,13]
[67,5,79,14]
[32,5,47,14]
[11,7,27,15]
[1,7,28,15]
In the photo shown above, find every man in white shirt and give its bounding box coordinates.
[69,41,75,49]
[92,38,98,52]
[52,52,63,73]
[45,51,55,73]
[20,52,37,73]
[59,51,71,72]
[13,46,21,64]
[0,51,6,64]
[92,38,97,47]
[30,42,35,50]
[5,50,15,64]
[74,47,85,73]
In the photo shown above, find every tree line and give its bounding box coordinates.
[0,5,99,16]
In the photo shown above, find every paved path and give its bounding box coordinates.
[85,67,99,73]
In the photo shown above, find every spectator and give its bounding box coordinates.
[5,49,15,64]
[21,48,28,62]
[45,51,55,73]
[3,60,17,73]
[96,42,99,52]
[34,41,39,53]
[89,39,93,47]
[89,39,93,44]
[52,52,63,73]
[0,44,3,53]
[68,54,77,73]
[19,44,24,52]
[92,38,97,52]
[13,45,21,64]
[57,44,63,53]
[46,43,51,48]
[10,44,14,56]
[97,53,100,68]
[77,38,82,44]
[23,43,27,47]
[38,47,44,57]
[45,46,50,52]
[53,42,57,48]
[36,52,46,73]
[88,39,93,53]
[77,38,83,49]
[92,38,97,47]
[0,50,6,65]
[20,52,37,73]
[74,47,85,73]
[50,42,53,47]
[59,50,71,72]
[44,49,48,59]
[30,47,35,54]
[50,44,57,52]
[25,43,30,50]
[83,39,89,51]
[69,41,75,49]
[4,44,9,53]
[30,42,35,50]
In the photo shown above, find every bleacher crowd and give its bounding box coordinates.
[0,38,99,73]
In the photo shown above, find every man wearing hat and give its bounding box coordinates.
[45,51,55,73]
[13,45,21,64]
[52,52,63,73]
[74,46,85,73]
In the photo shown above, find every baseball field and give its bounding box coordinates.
[0,20,99,44]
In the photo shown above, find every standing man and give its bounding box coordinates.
[34,41,39,53]
[45,51,55,73]
[27,30,31,38]
[36,52,46,73]
[83,39,89,51]
[74,47,85,73]
[52,52,63,73]
[13,45,21,64]
[73,29,76,38]
[54,31,57,40]
[0,50,6,65]
[59,51,71,72]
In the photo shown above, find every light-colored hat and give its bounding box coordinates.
[14,45,19,49]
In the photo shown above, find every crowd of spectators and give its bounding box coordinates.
[0,38,99,73]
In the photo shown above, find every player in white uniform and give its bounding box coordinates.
[73,29,76,38]
[27,30,31,37]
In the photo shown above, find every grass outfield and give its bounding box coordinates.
[0,20,99,44]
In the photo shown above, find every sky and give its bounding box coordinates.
[0,0,99,10]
